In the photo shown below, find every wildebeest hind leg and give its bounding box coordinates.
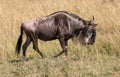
[22,37,31,60]
[31,34,45,58]
[33,43,45,58]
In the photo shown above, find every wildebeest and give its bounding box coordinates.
[15,11,97,59]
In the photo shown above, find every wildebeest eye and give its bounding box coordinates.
[81,28,86,35]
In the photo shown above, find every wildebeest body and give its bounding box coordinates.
[16,11,97,59]
[23,12,84,41]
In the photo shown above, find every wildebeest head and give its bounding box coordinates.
[72,16,97,45]
[81,16,97,45]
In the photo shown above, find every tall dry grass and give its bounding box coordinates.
[0,0,120,77]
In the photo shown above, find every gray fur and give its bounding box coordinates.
[15,11,97,59]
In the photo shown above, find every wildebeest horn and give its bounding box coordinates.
[92,16,94,21]
[89,16,95,25]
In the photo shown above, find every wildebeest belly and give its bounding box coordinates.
[36,25,58,41]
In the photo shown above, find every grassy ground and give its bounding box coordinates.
[0,0,120,77]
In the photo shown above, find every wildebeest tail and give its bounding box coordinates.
[15,24,24,56]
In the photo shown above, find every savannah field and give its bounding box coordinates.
[0,0,120,77]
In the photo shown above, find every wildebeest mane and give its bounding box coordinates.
[46,11,86,22]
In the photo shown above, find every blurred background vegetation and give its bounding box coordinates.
[0,0,120,77]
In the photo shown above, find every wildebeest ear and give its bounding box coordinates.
[94,24,98,27]
[91,23,98,29]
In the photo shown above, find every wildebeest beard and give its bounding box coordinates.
[72,30,84,45]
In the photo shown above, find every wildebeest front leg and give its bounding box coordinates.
[54,38,68,58]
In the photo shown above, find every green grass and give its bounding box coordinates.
[0,55,119,77]
[0,0,120,77]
